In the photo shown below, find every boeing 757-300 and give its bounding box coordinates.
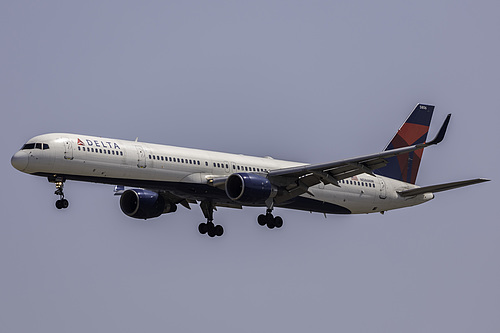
[11,104,489,237]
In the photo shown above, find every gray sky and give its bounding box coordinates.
[1,1,498,332]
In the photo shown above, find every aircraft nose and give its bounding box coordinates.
[11,151,29,171]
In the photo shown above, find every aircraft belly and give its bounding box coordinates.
[306,185,377,214]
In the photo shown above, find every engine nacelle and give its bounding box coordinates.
[120,189,176,219]
[225,173,276,204]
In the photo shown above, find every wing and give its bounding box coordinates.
[266,114,451,203]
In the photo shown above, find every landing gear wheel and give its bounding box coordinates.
[274,216,283,228]
[258,210,284,230]
[55,199,69,209]
[198,223,208,234]
[207,223,216,237]
[215,224,224,236]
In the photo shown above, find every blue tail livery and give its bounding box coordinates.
[375,104,434,184]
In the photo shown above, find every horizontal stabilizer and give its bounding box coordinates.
[398,178,490,197]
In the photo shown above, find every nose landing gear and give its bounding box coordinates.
[53,178,69,209]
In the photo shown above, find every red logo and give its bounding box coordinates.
[77,138,84,146]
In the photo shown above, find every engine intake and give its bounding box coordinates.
[120,189,176,219]
[225,173,276,204]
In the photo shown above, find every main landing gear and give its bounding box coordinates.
[196,201,283,237]
[198,201,224,237]
[257,209,283,229]
[53,178,69,209]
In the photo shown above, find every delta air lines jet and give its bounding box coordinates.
[11,104,488,237]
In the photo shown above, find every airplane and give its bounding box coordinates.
[11,104,489,237]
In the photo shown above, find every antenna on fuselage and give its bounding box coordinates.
[135,137,138,142]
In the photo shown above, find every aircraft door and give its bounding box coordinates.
[64,140,73,160]
[135,146,147,168]
[378,178,387,199]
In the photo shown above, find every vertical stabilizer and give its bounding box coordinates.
[375,104,434,184]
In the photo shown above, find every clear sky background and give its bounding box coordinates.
[1,1,498,332]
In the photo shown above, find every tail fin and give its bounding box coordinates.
[375,104,434,184]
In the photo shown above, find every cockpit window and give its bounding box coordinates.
[21,143,50,150]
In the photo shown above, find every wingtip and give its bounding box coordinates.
[427,113,451,145]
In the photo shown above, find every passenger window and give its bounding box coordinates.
[78,146,81,151]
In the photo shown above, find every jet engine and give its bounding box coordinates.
[120,189,177,219]
[225,173,276,204]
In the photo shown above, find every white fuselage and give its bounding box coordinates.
[11,133,434,215]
